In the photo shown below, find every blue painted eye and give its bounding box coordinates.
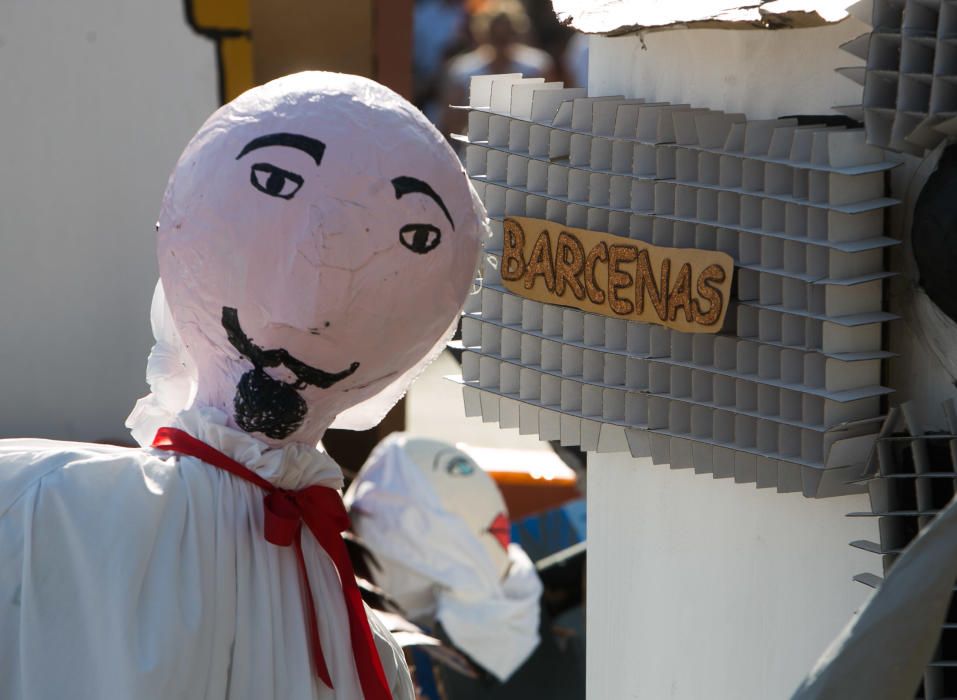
[446,458,475,476]
[250,162,304,200]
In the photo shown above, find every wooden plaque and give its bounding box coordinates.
[499,216,734,334]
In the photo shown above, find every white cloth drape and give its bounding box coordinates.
[0,406,414,700]
[345,437,542,682]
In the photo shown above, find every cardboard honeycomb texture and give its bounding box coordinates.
[839,0,957,154]
[455,75,899,497]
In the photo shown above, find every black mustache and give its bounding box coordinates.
[221,307,359,389]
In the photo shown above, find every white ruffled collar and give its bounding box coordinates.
[163,406,344,491]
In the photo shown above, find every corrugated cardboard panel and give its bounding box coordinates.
[457,75,895,497]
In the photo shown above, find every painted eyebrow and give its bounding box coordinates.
[236,132,326,166]
[392,176,455,229]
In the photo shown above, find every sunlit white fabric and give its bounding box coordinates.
[345,435,543,681]
[0,407,415,700]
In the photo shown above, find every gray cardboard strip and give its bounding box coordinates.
[756,455,778,488]
[649,432,671,466]
[734,452,758,484]
[670,436,694,469]
[625,427,652,458]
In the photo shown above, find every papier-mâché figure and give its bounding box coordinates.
[346,435,543,683]
[0,71,486,700]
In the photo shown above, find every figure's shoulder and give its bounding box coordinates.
[0,437,139,460]
[0,438,176,519]
[446,49,490,80]
[513,44,553,72]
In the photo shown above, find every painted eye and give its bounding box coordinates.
[399,223,441,254]
[446,458,475,477]
[250,162,304,200]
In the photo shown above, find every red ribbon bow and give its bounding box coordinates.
[153,427,392,700]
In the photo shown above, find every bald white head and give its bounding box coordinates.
[157,72,485,445]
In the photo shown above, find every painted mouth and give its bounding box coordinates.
[488,512,511,552]
[221,306,360,439]
[222,306,359,389]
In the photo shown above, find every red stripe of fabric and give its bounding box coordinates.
[294,538,335,688]
[298,490,393,699]
[152,427,392,700]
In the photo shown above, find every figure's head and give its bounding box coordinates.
[345,433,541,681]
[401,436,512,578]
[472,0,530,50]
[346,433,513,584]
[157,72,485,445]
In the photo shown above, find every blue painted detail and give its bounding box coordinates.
[410,646,441,700]
[562,499,587,540]
[510,498,587,562]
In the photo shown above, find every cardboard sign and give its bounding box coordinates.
[500,216,733,333]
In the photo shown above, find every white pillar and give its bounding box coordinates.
[586,453,878,700]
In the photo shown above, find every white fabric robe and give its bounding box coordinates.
[0,407,414,700]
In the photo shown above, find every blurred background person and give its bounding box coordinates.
[439,0,557,138]
[563,31,589,90]
[413,0,471,123]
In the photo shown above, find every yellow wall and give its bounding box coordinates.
[251,0,374,84]
[187,0,389,101]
